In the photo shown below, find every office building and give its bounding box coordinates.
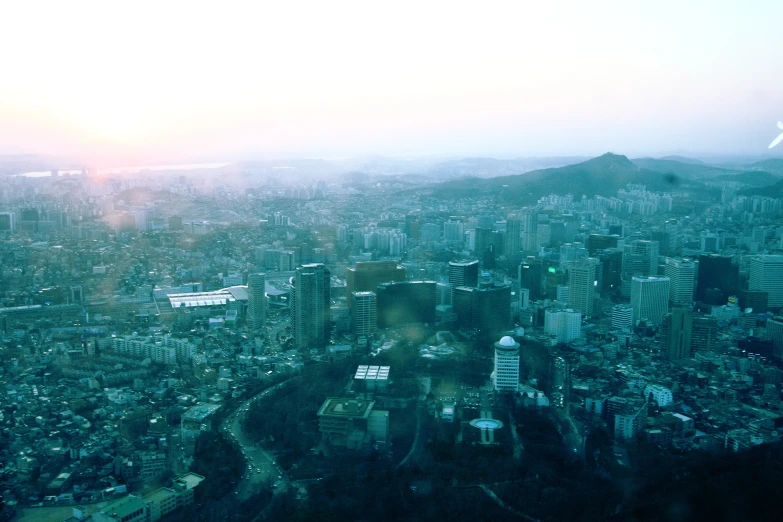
[522,213,538,252]
[448,259,479,288]
[664,258,696,306]
[246,273,266,330]
[519,258,543,300]
[621,239,659,296]
[291,264,331,351]
[376,281,436,328]
[351,291,377,338]
[691,316,717,353]
[493,336,520,392]
[597,248,623,294]
[611,304,633,330]
[630,276,669,324]
[738,290,768,314]
[505,217,521,257]
[443,219,465,242]
[452,284,512,338]
[346,261,406,310]
[749,255,783,309]
[586,234,619,256]
[766,316,783,360]
[567,259,596,317]
[696,254,739,305]
[544,309,582,343]
[661,308,692,361]
[0,212,15,231]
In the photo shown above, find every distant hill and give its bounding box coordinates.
[709,170,782,187]
[740,178,783,198]
[424,156,589,179]
[748,158,783,175]
[659,155,707,165]
[430,153,694,202]
[631,158,731,179]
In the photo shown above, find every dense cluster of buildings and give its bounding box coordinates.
[1,160,783,516]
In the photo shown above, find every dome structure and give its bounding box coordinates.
[498,336,516,347]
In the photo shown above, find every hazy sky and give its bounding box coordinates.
[1,1,782,162]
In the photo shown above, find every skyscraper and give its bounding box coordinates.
[291,264,331,351]
[621,240,660,297]
[246,273,266,330]
[522,213,538,252]
[346,261,406,310]
[691,315,717,353]
[662,308,692,361]
[505,217,521,258]
[630,276,670,324]
[749,255,783,308]
[448,259,479,288]
[519,258,543,301]
[376,281,436,328]
[452,284,512,338]
[567,259,597,317]
[351,291,377,339]
[766,316,783,360]
[493,336,520,392]
[695,254,738,305]
[664,258,696,306]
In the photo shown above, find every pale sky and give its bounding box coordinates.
[1,1,782,163]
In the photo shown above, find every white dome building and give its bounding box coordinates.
[493,336,520,392]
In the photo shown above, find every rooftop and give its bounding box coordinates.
[317,397,375,419]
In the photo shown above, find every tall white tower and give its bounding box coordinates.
[493,336,520,392]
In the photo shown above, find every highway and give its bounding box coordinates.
[219,378,294,500]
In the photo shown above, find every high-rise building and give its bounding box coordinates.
[291,264,331,351]
[597,248,623,294]
[443,219,465,242]
[0,212,14,231]
[567,259,597,317]
[519,258,543,301]
[586,234,619,256]
[448,260,479,288]
[749,255,783,309]
[766,316,783,360]
[474,227,493,256]
[611,304,633,330]
[630,276,670,324]
[696,254,738,305]
[544,309,582,343]
[452,284,511,338]
[376,281,436,328]
[246,273,266,330]
[346,261,406,310]
[630,240,660,275]
[522,213,538,252]
[738,290,768,314]
[351,291,377,339]
[664,258,696,306]
[505,217,521,258]
[691,315,717,353]
[662,308,692,361]
[621,240,659,297]
[493,336,520,392]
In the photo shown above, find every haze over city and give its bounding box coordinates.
[2,1,783,164]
